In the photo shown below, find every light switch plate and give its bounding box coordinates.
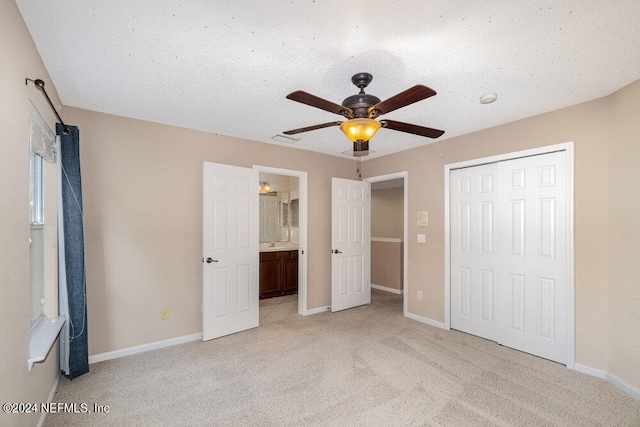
[417,234,426,243]
[417,211,428,227]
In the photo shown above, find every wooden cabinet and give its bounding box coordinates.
[260,250,298,299]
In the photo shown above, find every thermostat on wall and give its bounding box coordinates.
[417,211,428,227]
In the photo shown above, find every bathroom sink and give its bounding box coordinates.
[259,242,299,252]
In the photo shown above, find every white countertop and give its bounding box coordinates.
[259,242,299,252]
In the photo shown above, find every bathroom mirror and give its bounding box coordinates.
[258,172,300,244]
[259,191,291,243]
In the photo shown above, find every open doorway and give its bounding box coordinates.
[365,172,407,315]
[254,165,308,324]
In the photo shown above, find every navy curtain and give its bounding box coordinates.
[57,124,89,379]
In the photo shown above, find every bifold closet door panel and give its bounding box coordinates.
[497,151,568,364]
[450,163,499,342]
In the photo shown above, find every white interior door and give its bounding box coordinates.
[203,162,259,341]
[450,151,568,364]
[331,177,371,312]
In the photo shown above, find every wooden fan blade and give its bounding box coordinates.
[380,119,445,139]
[370,85,436,116]
[283,121,343,135]
[286,91,353,117]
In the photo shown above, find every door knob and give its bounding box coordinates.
[205,257,218,263]
[333,249,342,254]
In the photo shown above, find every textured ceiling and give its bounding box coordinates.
[16,1,640,160]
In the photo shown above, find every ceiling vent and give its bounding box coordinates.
[271,134,300,144]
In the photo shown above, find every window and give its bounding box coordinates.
[29,131,45,330]
[28,104,56,330]
[27,104,63,370]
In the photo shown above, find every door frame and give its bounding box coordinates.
[364,171,408,317]
[444,142,575,369]
[253,165,309,315]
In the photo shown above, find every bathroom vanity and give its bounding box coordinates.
[259,243,298,299]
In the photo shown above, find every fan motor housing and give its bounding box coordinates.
[342,93,381,118]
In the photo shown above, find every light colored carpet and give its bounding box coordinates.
[45,290,640,426]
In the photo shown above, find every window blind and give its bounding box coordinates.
[29,103,56,163]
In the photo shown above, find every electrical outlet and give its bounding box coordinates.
[417,291,423,301]
[161,308,169,320]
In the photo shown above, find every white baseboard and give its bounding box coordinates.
[575,363,640,400]
[371,284,403,295]
[89,333,203,364]
[37,371,60,427]
[607,372,640,400]
[404,311,447,330]
[574,363,606,379]
[305,305,331,316]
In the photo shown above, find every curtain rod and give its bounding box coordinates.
[26,78,71,135]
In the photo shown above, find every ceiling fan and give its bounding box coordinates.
[283,72,444,156]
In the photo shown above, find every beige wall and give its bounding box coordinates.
[371,241,403,291]
[364,79,640,389]
[606,81,640,387]
[64,107,357,355]
[371,187,403,238]
[1,0,62,426]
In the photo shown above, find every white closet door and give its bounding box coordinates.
[450,151,568,364]
[497,151,567,363]
[450,164,500,341]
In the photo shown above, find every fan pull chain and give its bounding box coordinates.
[356,157,362,179]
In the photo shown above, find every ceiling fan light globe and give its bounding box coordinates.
[339,118,381,143]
